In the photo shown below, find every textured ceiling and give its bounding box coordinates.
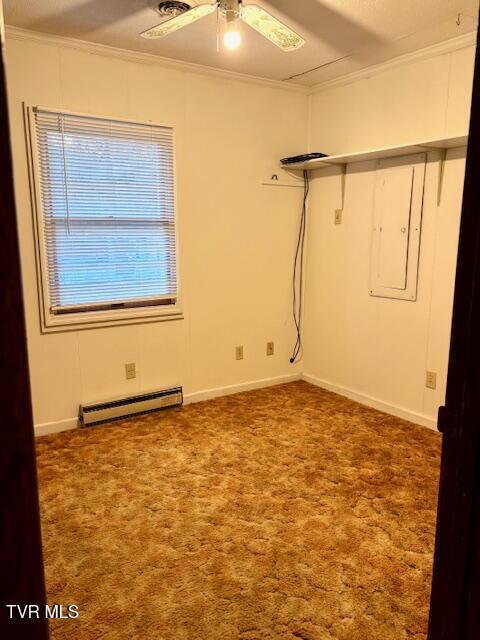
[3,0,479,86]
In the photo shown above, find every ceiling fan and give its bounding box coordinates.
[141,0,305,52]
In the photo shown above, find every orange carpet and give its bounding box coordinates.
[36,381,441,639]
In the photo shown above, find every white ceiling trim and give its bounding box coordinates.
[4,25,310,94]
[311,31,477,94]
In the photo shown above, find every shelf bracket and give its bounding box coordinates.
[437,148,447,207]
[339,163,347,210]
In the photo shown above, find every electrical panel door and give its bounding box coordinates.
[370,153,426,300]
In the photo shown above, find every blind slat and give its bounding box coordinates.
[34,109,177,313]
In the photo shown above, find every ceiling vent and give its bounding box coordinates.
[156,1,191,18]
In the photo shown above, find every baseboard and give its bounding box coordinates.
[34,373,302,436]
[34,374,437,434]
[302,373,438,431]
[183,374,302,405]
[35,417,78,437]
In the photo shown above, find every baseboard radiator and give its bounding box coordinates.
[79,387,183,426]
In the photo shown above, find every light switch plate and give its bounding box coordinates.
[335,209,343,225]
[235,346,244,361]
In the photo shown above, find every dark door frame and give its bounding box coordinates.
[428,15,480,640]
[2,3,480,640]
[0,3,49,639]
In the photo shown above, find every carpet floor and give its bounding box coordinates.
[36,381,441,640]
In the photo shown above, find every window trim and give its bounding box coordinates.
[25,105,183,333]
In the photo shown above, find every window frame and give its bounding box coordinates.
[25,105,183,333]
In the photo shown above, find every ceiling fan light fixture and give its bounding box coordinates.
[223,24,241,50]
[220,0,241,50]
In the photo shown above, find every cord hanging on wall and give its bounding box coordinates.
[290,170,309,364]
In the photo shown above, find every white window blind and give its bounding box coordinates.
[33,108,177,316]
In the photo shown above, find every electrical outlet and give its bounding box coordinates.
[266,341,274,356]
[335,209,343,225]
[235,346,244,361]
[426,371,437,390]
[125,362,136,380]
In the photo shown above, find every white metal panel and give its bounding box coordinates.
[369,153,426,301]
[375,165,414,289]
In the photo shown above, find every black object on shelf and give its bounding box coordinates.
[280,152,329,165]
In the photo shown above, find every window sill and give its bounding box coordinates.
[40,305,184,333]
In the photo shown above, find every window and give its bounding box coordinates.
[29,108,180,330]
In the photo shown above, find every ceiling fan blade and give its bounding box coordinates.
[241,4,305,52]
[141,4,216,39]
[266,0,385,52]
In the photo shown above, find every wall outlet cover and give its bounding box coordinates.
[267,341,274,356]
[335,209,343,225]
[235,346,244,361]
[125,362,136,380]
[426,371,437,390]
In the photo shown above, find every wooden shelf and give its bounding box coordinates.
[281,135,468,171]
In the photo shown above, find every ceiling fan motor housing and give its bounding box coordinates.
[219,0,241,22]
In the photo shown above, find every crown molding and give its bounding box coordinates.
[5,25,476,97]
[311,31,477,94]
[4,25,310,95]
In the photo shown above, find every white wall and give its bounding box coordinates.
[304,45,476,427]
[5,30,476,433]
[5,34,308,432]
